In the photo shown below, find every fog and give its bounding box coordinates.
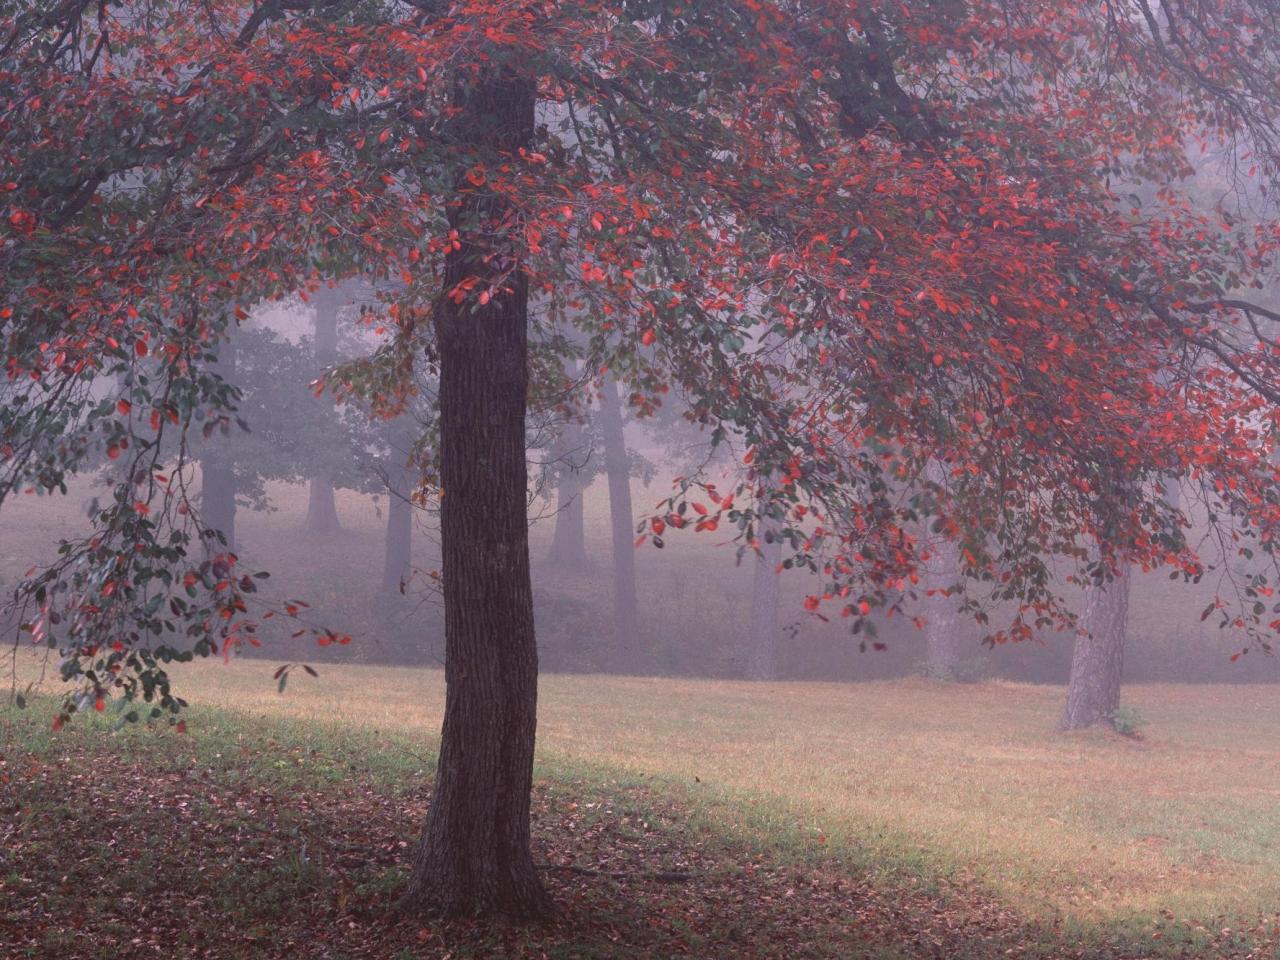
[2,289,1270,690]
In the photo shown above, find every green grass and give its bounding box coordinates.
[7,655,1280,957]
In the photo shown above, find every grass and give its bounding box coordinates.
[0,693,971,960]
[4,472,1280,956]
[7,652,1280,957]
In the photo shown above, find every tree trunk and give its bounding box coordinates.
[598,376,639,657]
[1060,560,1131,730]
[304,288,342,535]
[401,65,549,920]
[746,521,782,680]
[923,459,964,678]
[923,537,964,678]
[381,456,414,596]
[545,419,590,571]
[200,339,237,553]
[200,460,236,553]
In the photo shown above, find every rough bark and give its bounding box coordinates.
[400,65,549,920]
[1060,560,1131,730]
[598,376,639,656]
[923,459,964,678]
[545,419,590,572]
[746,522,783,680]
[304,287,342,535]
[381,456,414,596]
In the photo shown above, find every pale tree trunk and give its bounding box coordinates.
[381,456,414,596]
[923,459,964,677]
[201,462,236,553]
[924,537,964,677]
[200,339,237,553]
[746,520,783,680]
[545,419,590,572]
[304,287,342,535]
[598,375,639,657]
[1060,559,1131,730]
[400,65,549,919]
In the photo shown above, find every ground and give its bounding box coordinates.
[4,660,1280,958]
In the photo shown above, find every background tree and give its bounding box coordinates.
[921,459,965,681]
[303,284,366,535]
[598,375,641,659]
[541,362,594,573]
[746,504,784,681]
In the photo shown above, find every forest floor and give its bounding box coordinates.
[4,661,1280,958]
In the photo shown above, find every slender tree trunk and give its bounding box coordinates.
[598,376,639,656]
[746,521,782,680]
[201,461,236,553]
[924,537,964,677]
[200,339,237,553]
[401,65,549,920]
[923,459,964,678]
[304,288,342,535]
[545,420,589,571]
[547,465,587,568]
[304,476,340,534]
[1060,560,1130,730]
[381,456,414,596]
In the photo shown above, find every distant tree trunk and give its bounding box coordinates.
[924,538,964,678]
[923,459,964,678]
[746,520,783,680]
[201,339,237,553]
[598,375,639,656]
[381,456,414,596]
[545,420,590,572]
[201,461,236,553]
[400,64,549,920]
[1060,560,1131,730]
[304,288,342,535]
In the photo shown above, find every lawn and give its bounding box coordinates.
[5,653,1280,958]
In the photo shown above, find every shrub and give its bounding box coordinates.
[1109,706,1148,738]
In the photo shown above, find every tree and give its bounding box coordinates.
[303,286,346,535]
[921,460,964,680]
[199,338,239,554]
[598,376,640,657]
[380,436,417,597]
[543,362,593,573]
[1061,557,1132,730]
[5,0,1280,921]
[746,509,784,681]
[396,62,549,918]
